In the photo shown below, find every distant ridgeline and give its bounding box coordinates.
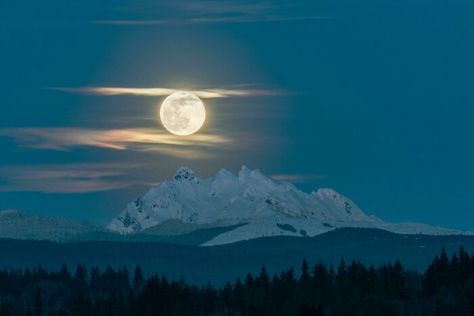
[0,247,473,316]
[1,228,474,286]
[107,166,471,244]
[1,167,472,247]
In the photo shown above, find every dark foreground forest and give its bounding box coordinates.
[1,247,474,316]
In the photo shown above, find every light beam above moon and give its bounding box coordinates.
[159,91,206,136]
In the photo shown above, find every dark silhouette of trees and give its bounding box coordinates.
[132,265,144,292]
[33,287,42,316]
[0,247,473,315]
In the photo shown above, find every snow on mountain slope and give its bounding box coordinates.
[106,166,469,245]
[0,209,100,241]
[107,166,379,235]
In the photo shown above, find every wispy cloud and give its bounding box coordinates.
[94,0,328,26]
[173,0,278,15]
[53,86,286,98]
[93,15,328,26]
[271,174,327,183]
[0,128,229,157]
[0,163,142,193]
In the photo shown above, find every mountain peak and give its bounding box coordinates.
[238,165,265,179]
[174,166,198,182]
[239,165,251,175]
[108,166,379,236]
[217,168,234,177]
[107,166,468,244]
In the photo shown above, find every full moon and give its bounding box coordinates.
[159,91,206,136]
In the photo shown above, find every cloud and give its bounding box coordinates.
[0,163,142,193]
[173,1,277,15]
[271,174,327,183]
[53,86,286,98]
[93,15,328,26]
[0,127,230,157]
[97,0,329,26]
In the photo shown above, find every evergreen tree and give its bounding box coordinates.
[257,266,270,289]
[33,287,42,316]
[74,264,87,283]
[300,258,311,288]
[133,266,144,291]
[0,246,472,316]
[59,264,71,284]
[90,266,101,293]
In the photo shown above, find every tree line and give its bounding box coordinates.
[0,247,474,315]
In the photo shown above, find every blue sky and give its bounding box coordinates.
[1,0,473,229]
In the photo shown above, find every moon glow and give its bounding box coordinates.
[159,91,206,136]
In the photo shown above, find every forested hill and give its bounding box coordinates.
[1,228,474,285]
[1,247,474,315]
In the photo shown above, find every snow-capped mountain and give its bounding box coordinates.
[0,209,100,241]
[107,166,467,245]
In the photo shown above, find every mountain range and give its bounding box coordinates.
[105,166,469,245]
[2,166,474,282]
[0,166,471,245]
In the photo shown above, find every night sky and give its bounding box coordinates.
[1,0,473,230]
